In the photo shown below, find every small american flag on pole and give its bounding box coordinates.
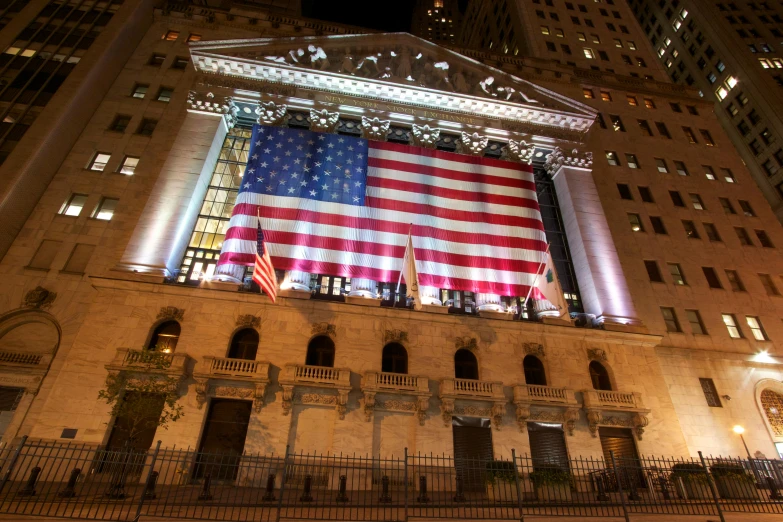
[252,217,277,302]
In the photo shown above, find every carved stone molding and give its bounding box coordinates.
[544,146,593,176]
[187,91,238,128]
[21,287,56,310]
[632,412,649,439]
[456,132,488,156]
[291,390,350,420]
[157,306,185,322]
[515,404,531,432]
[523,343,545,358]
[236,314,261,328]
[410,124,440,148]
[281,385,294,416]
[587,348,607,361]
[256,100,287,125]
[360,116,390,141]
[196,72,297,97]
[440,398,454,426]
[362,391,376,422]
[454,405,492,417]
[383,329,408,345]
[502,139,534,164]
[454,336,477,351]
[195,378,208,410]
[311,322,336,338]
[563,408,580,436]
[586,409,602,437]
[310,108,339,133]
[195,380,267,413]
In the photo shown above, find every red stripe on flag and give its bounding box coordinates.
[370,141,535,171]
[367,176,540,208]
[367,157,536,191]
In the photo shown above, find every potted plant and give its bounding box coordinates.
[529,467,572,501]
[485,461,518,502]
[710,462,758,500]
[670,463,711,500]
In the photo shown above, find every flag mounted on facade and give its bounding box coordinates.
[397,227,422,309]
[252,219,278,302]
[531,246,569,318]
[217,124,548,298]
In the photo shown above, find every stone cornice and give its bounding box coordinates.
[88,275,663,347]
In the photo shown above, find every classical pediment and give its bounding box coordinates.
[189,33,597,135]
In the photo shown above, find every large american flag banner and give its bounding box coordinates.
[217,124,548,297]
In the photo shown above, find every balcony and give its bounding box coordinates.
[193,357,271,412]
[582,389,650,439]
[360,371,431,424]
[278,364,352,419]
[439,378,507,428]
[512,384,580,435]
[105,348,192,379]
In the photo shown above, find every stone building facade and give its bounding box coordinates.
[0,0,782,466]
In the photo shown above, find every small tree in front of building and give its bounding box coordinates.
[98,349,184,447]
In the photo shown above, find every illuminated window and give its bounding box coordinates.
[118,156,139,175]
[187,33,202,42]
[628,40,636,50]
[683,220,700,239]
[682,126,698,143]
[704,166,716,180]
[669,263,686,285]
[541,26,551,34]
[92,197,118,221]
[584,48,595,58]
[644,98,656,109]
[687,310,706,334]
[156,87,173,102]
[131,84,149,99]
[88,152,111,171]
[628,213,644,232]
[627,95,638,106]
[600,91,612,101]
[625,153,639,168]
[655,158,669,173]
[163,30,179,41]
[583,88,595,98]
[59,194,88,217]
[675,161,689,176]
[722,314,742,338]
[606,151,620,165]
[577,32,586,40]
[746,316,769,341]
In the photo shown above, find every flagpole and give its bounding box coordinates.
[521,244,550,317]
[396,224,413,293]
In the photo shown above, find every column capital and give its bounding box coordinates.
[544,146,593,176]
[186,90,238,129]
[410,124,440,148]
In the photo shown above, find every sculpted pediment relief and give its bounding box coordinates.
[189,33,597,131]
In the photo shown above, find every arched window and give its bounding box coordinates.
[454,349,479,380]
[523,355,547,386]
[589,361,612,391]
[227,328,259,360]
[382,343,408,374]
[305,336,335,367]
[148,321,180,352]
[761,389,783,437]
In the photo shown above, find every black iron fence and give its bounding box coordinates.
[0,438,782,521]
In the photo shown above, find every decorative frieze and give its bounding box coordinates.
[544,146,593,176]
[383,329,408,345]
[193,357,270,412]
[311,322,336,338]
[157,306,185,322]
[256,100,287,125]
[502,139,535,164]
[457,132,488,156]
[439,378,506,428]
[361,371,430,424]
[587,348,607,361]
[310,108,340,133]
[583,390,650,439]
[236,314,261,328]
[360,116,390,141]
[524,343,545,358]
[410,124,440,148]
[513,384,579,435]
[21,287,56,310]
[187,91,238,128]
[454,336,478,351]
[279,364,351,419]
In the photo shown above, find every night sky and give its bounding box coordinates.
[300,0,422,32]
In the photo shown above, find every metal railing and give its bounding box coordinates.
[0,438,781,521]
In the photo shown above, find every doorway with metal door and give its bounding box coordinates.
[452,416,493,491]
[599,427,645,490]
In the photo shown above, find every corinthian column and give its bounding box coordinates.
[348,278,378,298]
[419,286,442,306]
[476,293,504,312]
[281,270,312,292]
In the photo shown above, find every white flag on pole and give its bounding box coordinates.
[396,227,422,310]
[534,247,569,318]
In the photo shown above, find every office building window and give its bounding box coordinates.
[703,166,716,180]
[722,168,737,183]
[722,313,742,338]
[650,216,667,234]
[118,156,139,175]
[172,56,189,69]
[756,230,774,248]
[700,129,715,145]
[28,240,62,270]
[149,53,166,66]
[638,119,653,136]
[627,95,638,105]
[668,263,686,285]
[735,227,753,245]
[725,270,745,291]
[644,98,656,109]
[187,33,202,42]
[699,378,722,407]
[759,273,780,296]
[686,310,707,334]
[655,121,672,138]
[683,220,700,238]
[628,213,644,232]
[670,191,685,207]
[88,153,111,172]
[109,115,131,133]
[92,198,118,221]
[720,198,736,214]
[638,186,654,202]
[59,194,88,217]
[661,307,682,332]
[63,244,95,274]
[655,158,669,173]
[617,184,633,200]
[163,30,179,41]
[702,267,722,289]
[606,151,620,165]
[583,88,595,98]
[674,161,689,176]
[746,316,769,341]
[610,115,626,131]
[132,84,149,99]
[625,153,639,168]
[690,193,705,210]
[601,91,613,101]
[738,200,755,217]
[683,126,698,143]
[703,223,721,242]
[645,260,663,282]
[137,119,158,136]
[156,87,174,103]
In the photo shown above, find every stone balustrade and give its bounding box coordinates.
[0,351,47,366]
[582,389,650,440]
[105,348,192,378]
[279,364,353,420]
[584,389,645,410]
[200,356,270,380]
[193,356,271,412]
[439,378,507,429]
[513,384,577,405]
[512,384,580,435]
[361,371,431,424]
[441,378,505,399]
